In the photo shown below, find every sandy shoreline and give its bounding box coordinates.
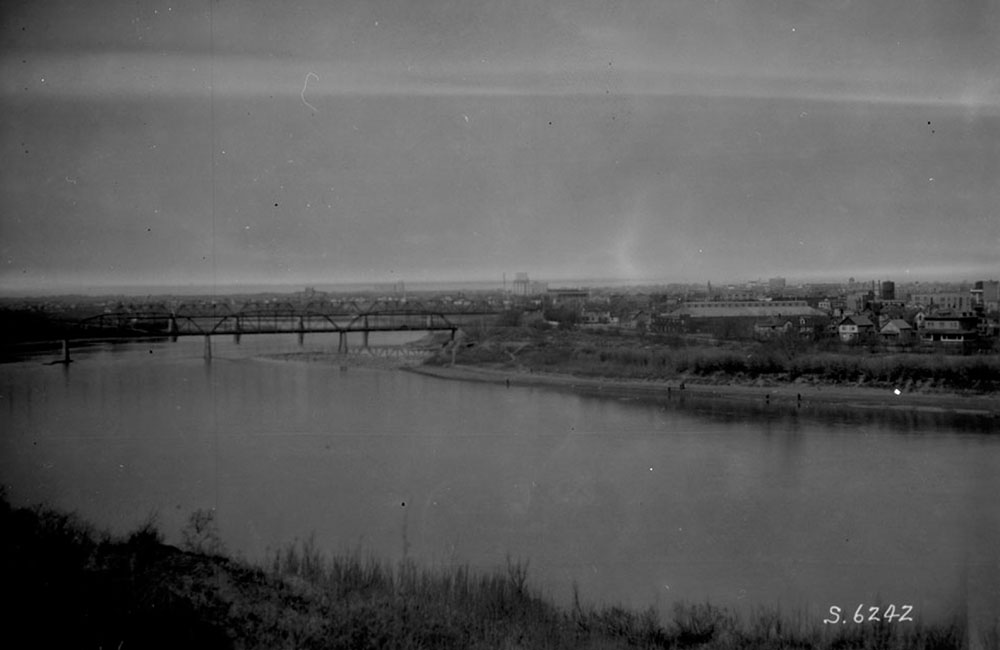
[405,363,1000,417]
[257,349,431,370]
[257,350,999,418]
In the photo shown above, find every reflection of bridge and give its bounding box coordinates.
[57,300,501,362]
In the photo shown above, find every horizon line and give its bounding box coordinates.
[2,276,992,299]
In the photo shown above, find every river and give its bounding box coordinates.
[1,334,997,626]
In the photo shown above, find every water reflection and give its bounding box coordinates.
[620,390,998,434]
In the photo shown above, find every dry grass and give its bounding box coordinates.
[3,495,972,649]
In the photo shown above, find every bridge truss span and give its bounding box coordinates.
[74,307,463,337]
[59,302,500,361]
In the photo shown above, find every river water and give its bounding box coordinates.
[2,334,997,625]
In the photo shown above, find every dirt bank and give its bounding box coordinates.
[257,349,431,370]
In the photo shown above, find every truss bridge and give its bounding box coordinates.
[56,299,501,362]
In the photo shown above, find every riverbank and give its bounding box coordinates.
[407,363,1000,417]
[255,344,999,417]
[258,348,432,370]
[3,496,969,649]
[403,327,1000,418]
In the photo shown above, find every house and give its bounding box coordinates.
[753,317,793,339]
[838,315,875,342]
[622,310,651,332]
[879,319,915,345]
[917,312,980,347]
[817,298,847,317]
[579,310,617,327]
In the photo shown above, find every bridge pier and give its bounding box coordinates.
[203,335,212,362]
[297,317,305,346]
[61,339,71,364]
[362,330,369,349]
[338,331,348,354]
[233,332,241,344]
[168,316,179,343]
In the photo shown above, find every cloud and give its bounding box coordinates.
[5,48,998,112]
[3,0,997,292]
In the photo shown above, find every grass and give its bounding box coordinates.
[3,494,979,649]
[435,329,1000,393]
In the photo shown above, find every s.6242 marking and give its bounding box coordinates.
[823,604,914,624]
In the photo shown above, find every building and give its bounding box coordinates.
[917,313,980,347]
[662,300,828,339]
[622,310,651,332]
[753,317,793,338]
[712,290,758,301]
[755,315,822,340]
[817,298,847,317]
[838,314,875,342]
[546,288,589,305]
[846,291,875,313]
[972,280,1000,314]
[512,272,530,296]
[768,277,786,293]
[909,293,974,314]
[879,319,914,345]
[879,281,896,301]
[580,310,617,327]
[668,300,825,319]
[803,283,843,297]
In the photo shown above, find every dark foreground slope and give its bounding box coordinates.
[3,496,973,649]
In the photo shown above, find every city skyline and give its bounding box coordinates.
[1,273,992,300]
[2,0,998,294]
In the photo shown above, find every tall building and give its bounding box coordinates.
[972,280,1000,313]
[513,272,530,296]
[880,281,895,301]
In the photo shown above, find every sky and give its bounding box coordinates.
[1,0,998,294]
